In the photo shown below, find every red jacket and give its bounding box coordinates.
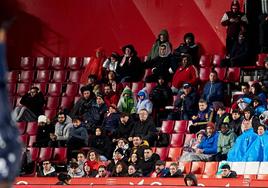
[104,92,119,107]
[172,65,199,89]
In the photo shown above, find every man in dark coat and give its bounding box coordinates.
[113,113,134,141]
[139,146,160,177]
[221,164,237,178]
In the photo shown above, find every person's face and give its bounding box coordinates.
[83,90,91,99]
[182,57,188,67]
[241,86,249,94]
[169,165,177,175]
[84,165,90,173]
[159,46,167,56]
[132,137,142,147]
[114,152,123,160]
[96,97,104,105]
[77,154,85,162]
[232,5,239,13]
[104,86,111,95]
[120,116,129,124]
[128,165,136,175]
[110,56,116,63]
[253,101,259,108]
[30,89,38,97]
[221,168,230,177]
[198,102,207,111]
[186,179,194,186]
[38,122,46,126]
[159,34,165,42]
[87,78,94,85]
[95,128,101,136]
[73,119,81,127]
[139,110,148,122]
[138,95,144,100]
[89,152,96,161]
[131,153,138,162]
[258,126,265,136]
[185,37,192,45]
[125,48,131,57]
[96,51,102,58]
[116,164,123,173]
[158,78,164,85]
[265,62,268,69]
[232,112,240,120]
[243,120,251,130]
[108,72,115,80]
[43,161,51,171]
[206,127,213,136]
[209,73,217,82]
[220,126,228,134]
[250,86,256,94]
[238,34,245,43]
[109,106,116,113]
[98,167,106,177]
[217,108,225,116]
[117,140,125,148]
[58,115,66,124]
[197,133,204,142]
[183,86,191,95]
[244,111,251,120]
[144,149,153,160]
[155,164,164,173]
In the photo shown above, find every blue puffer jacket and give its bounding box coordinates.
[136,88,153,114]
[198,131,219,154]
[202,81,224,105]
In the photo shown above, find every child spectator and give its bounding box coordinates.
[117,86,136,114]
[221,164,237,178]
[136,88,153,114]
[229,109,243,136]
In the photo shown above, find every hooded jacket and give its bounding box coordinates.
[117,87,136,114]
[136,88,153,114]
[217,129,237,154]
[198,131,219,154]
[184,173,198,186]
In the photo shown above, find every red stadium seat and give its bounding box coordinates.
[51,147,67,164]
[191,161,205,174]
[167,147,182,161]
[212,54,222,67]
[51,70,67,83]
[20,57,34,70]
[155,147,169,161]
[82,57,90,68]
[28,135,37,147]
[20,134,28,146]
[184,134,196,146]
[225,67,241,82]
[39,147,53,162]
[256,53,268,67]
[32,83,47,95]
[17,122,27,135]
[257,174,268,180]
[145,82,157,94]
[68,70,82,83]
[51,57,66,70]
[174,120,188,133]
[170,133,185,147]
[244,174,257,180]
[20,70,34,83]
[199,67,211,84]
[35,70,51,83]
[214,67,226,81]
[35,57,50,70]
[178,161,192,174]
[7,71,19,83]
[17,83,31,96]
[7,82,17,95]
[67,57,82,70]
[15,96,22,107]
[26,122,38,135]
[203,162,219,176]
[47,83,62,97]
[46,96,60,109]
[74,95,81,104]
[161,120,174,134]
[44,109,57,120]
[28,147,40,161]
[199,55,211,68]
[63,83,79,97]
[60,96,74,110]
[132,82,144,97]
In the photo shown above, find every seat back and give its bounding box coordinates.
[36,57,50,70]
[36,70,51,83]
[203,162,219,176]
[17,83,31,96]
[155,147,169,161]
[47,83,62,97]
[17,122,27,135]
[226,67,241,82]
[51,70,67,83]
[20,70,34,83]
[244,162,260,174]
[68,70,82,83]
[26,122,38,135]
[191,161,205,174]
[28,135,37,147]
[199,55,211,68]
[39,147,53,162]
[51,57,65,70]
[161,120,174,134]
[212,54,222,67]
[20,57,34,70]
[170,133,185,147]
[28,147,40,161]
[67,57,82,70]
[46,96,60,110]
[214,67,226,81]
[64,83,79,96]
[258,162,268,174]
[52,147,67,164]
[167,147,182,161]
[231,162,246,175]
[174,120,188,133]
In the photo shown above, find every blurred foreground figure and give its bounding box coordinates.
[0,28,21,187]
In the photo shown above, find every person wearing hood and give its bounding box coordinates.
[147,29,172,61]
[174,32,199,66]
[80,47,106,83]
[116,44,143,82]
[56,173,72,185]
[107,148,128,173]
[135,88,153,114]
[37,160,57,177]
[145,43,174,82]
[184,173,198,186]
[34,115,54,147]
[221,0,248,56]
[117,86,136,114]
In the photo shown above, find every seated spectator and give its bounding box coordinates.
[221,164,237,178]
[128,152,142,171]
[102,104,120,135]
[67,116,89,149]
[113,113,134,141]
[70,86,96,118]
[56,173,71,185]
[181,122,219,161]
[107,148,128,173]
[85,150,103,173]
[112,138,130,160]
[37,160,57,177]
[136,88,153,114]
[184,173,198,186]
[214,104,230,131]
[15,86,45,122]
[229,109,243,136]
[129,109,157,146]
[89,127,112,160]
[85,74,101,95]
[129,135,149,160]
[257,124,266,136]
[139,146,160,176]
[164,162,183,177]
[174,32,199,66]
[111,161,128,177]
[80,47,106,83]
[252,96,266,116]
[117,86,136,114]
[49,112,73,147]
[102,52,120,74]
[20,147,35,176]
[127,164,142,177]
[68,162,84,178]
[75,152,86,172]
[243,107,261,133]
[251,82,267,107]
[180,130,205,161]
[146,29,172,62]
[173,82,199,120]
[103,84,119,107]
[150,160,169,177]
[171,54,199,92]
[145,43,174,82]
[116,44,143,82]
[201,70,224,106]
[258,58,268,89]
[214,123,236,161]
[33,115,54,147]
[105,71,123,94]
[83,162,98,177]
[189,99,214,134]
[95,165,109,178]
[227,119,262,161]
[231,82,253,111]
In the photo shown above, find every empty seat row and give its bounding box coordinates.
[161,120,189,134]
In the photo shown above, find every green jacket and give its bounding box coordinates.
[217,130,237,154]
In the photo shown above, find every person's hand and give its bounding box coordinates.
[196,148,203,154]
[112,139,117,143]
[192,115,197,120]
[180,94,185,99]
[230,18,236,22]
[128,137,133,142]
